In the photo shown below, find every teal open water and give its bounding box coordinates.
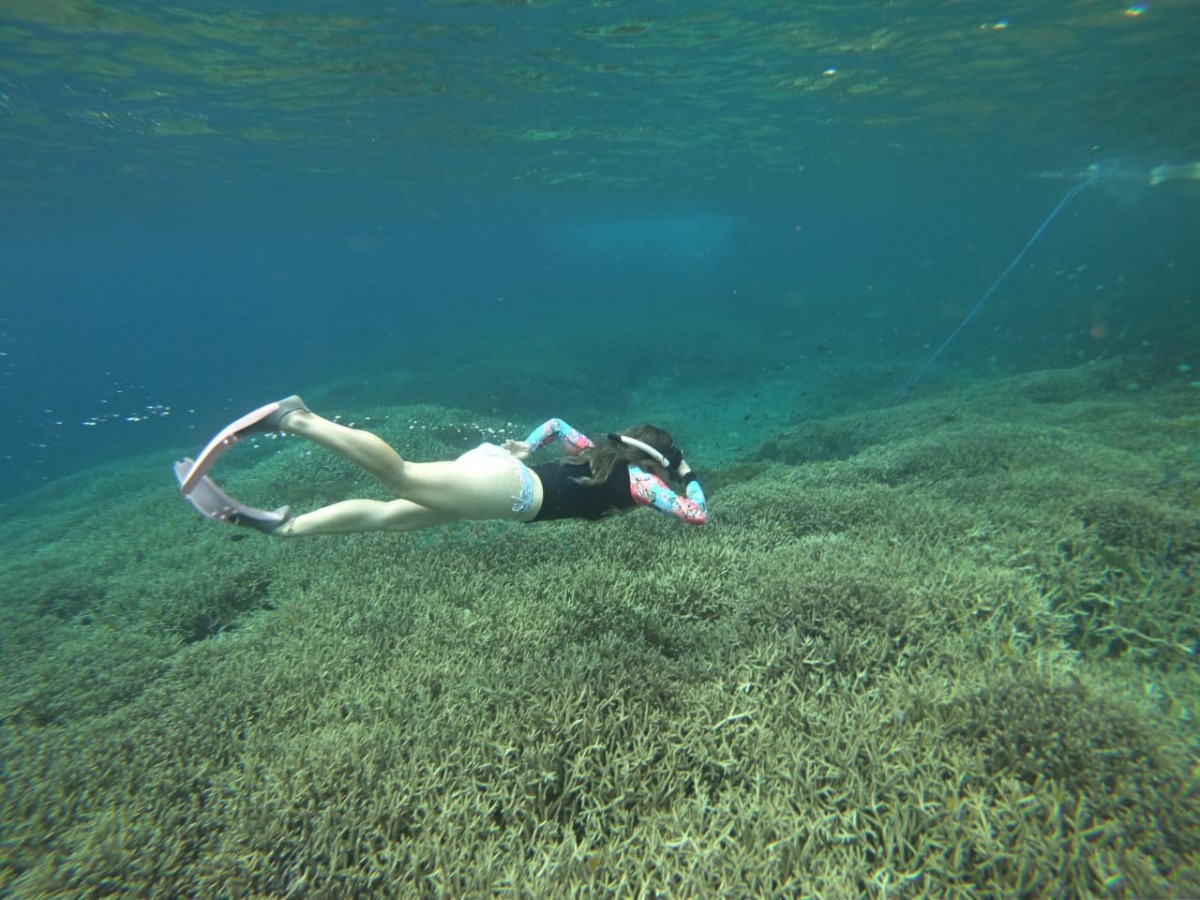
[2,1,1197,496]
[1,2,1199,896]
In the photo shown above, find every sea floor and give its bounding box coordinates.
[1,354,1197,897]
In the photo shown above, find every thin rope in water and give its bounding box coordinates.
[894,176,1097,399]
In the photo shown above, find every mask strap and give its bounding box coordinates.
[608,433,671,469]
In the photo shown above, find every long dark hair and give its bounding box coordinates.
[575,424,679,484]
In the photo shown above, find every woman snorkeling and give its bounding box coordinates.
[175,396,707,537]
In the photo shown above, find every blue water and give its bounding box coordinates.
[2,1,1198,500]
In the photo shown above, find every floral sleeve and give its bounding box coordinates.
[628,466,708,525]
[524,418,595,455]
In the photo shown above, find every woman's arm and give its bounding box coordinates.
[510,418,595,458]
[629,465,708,525]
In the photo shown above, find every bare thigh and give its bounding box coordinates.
[398,457,523,521]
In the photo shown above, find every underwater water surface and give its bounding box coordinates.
[1,1,1198,896]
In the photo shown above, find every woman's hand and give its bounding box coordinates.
[503,440,532,460]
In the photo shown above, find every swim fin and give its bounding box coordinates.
[177,395,309,494]
[174,458,292,534]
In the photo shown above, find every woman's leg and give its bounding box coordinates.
[278,409,527,529]
[284,498,457,536]
[281,408,409,496]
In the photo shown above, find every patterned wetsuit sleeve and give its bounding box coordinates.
[628,465,708,525]
[523,418,595,455]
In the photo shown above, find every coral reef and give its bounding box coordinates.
[1,364,1196,897]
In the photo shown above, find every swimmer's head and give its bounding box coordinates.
[611,425,681,469]
[582,424,682,484]
[607,428,675,470]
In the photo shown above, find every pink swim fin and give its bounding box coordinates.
[174,458,292,534]
[177,395,308,494]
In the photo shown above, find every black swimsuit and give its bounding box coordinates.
[529,462,635,522]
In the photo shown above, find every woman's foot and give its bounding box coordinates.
[242,395,310,436]
[229,503,294,535]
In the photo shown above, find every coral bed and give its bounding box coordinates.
[1,362,1196,897]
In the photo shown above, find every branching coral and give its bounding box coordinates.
[0,371,1196,897]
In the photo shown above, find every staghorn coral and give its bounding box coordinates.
[0,370,1197,897]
